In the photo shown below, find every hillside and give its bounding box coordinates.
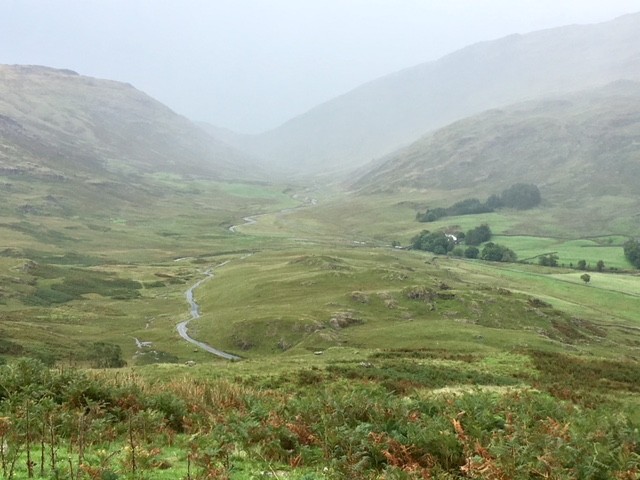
[0,65,258,184]
[234,12,640,174]
[350,81,640,201]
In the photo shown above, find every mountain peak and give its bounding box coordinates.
[0,64,260,181]
[231,12,640,175]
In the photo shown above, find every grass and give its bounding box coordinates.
[2,75,640,476]
[183,246,640,363]
[0,173,309,364]
[1,170,640,479]
[1,346,638,479]
[2,175,639,366]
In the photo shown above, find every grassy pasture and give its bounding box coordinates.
[444,259,640,341]
[0,175,305,364]
[189,247,640,362]
[1,178,640,478]
[2,177,639,368]
[245,189,638,269]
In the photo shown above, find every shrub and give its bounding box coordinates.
[538,254,559,267]
[465,224,492,246]
[623,239,640,268]
[403,286,435,301]
[499,183,541,209]
[481,243,517,262]
[86,342,126,368]
[464,246,480,259]
[145,392,187,432]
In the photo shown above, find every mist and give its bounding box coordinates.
[1,0,639,133]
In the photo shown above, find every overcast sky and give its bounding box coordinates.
[1,1,638,133]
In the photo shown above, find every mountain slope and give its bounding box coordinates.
[238,12,640,174]
[350,81,640,200]
[0,64,258,182]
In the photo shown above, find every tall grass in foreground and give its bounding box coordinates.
[0,355,637,479]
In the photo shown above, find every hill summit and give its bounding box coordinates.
[0,64,257,181]
[233,12,640,175]
[350,81,640,200]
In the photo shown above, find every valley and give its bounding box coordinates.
[1,11,640,476]
[1,178,639,478]
[4,176,638,364]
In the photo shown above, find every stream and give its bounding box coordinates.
[177,195,317,359]
[175,261,241,360]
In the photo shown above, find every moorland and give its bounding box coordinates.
[1,13,640,480]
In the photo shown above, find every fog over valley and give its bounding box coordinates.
[2,0,640,133]
[1,3,640,479]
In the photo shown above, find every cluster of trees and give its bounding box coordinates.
[537,255,606,272]
[417,183,542,223]
[624,239,640,268]
[416,198,492,222]
[411,224,517,263]
[410,230,456,255]
[575,259,606,272]
[465,224,492,246]
[499,183,542,210]
[451,243,517,262]
[538,254,559,267]
[479,242,518,262]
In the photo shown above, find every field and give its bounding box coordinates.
[1,178,639,478]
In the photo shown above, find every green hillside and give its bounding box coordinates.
[234,13,640,174]
[0,64,261,209]
[0,54,639,478]
[352,81,640,197]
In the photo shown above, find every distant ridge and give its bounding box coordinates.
[349,81,640,199]
[232,12,640,175]
[0,64,260,181]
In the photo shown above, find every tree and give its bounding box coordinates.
[87,342,126,368]
[580,273,591,284]
[577,259,587,270]
[465,224,492,246]
[410,230,455,254]
[481,242,517,262]
[500,183,542,210]
[538,254,559,267]
[596,260,605,272]
[464,246,480,259]
[623,239,640,268]
[417,207,447,223]
[485,193,503,210]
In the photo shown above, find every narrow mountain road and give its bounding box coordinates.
[228,195,318,233]
[180,194,318,358]
[228,215,259,233]
[176,261,241,360]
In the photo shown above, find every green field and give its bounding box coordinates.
[1,177,640,478]
[2,178,639,366]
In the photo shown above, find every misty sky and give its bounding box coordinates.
[1,1,638,134]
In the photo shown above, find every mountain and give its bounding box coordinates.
[349,81,640,199]
[234,12,640,175]
[0,64,258,182]
[196,121,250,151]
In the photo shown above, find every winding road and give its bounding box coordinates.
[228,216,258,233]
[176,261,241,360]
[177,195,317,359]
